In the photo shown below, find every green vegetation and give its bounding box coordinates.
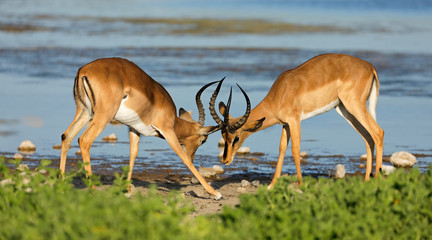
[1,156,431,239]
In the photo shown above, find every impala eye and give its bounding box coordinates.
[233,136,240,145]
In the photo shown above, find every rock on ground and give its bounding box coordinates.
[390,151,417,168]
[331,164,346,179]
[198,167,217,178]
[381,165,396,176]
[17,140,36,151]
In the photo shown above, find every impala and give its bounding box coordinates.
[211,54,384,188]
[60,57,224,199]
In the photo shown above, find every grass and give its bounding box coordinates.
[1,156,431,239]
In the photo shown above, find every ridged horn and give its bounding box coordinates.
[228,83,251,133]
[195,80,220,125]
[209,77,225,128]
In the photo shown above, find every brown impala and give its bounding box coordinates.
[60,58,225,199]
[211,54,384,188]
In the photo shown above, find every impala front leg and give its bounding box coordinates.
[127,128,140,182]
[163,129,222,200]
[288,119,302,186]
[268,125,290,189]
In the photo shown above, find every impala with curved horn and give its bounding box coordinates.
[60,58,223,199]
[211,54,384,188]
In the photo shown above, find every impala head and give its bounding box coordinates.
[209,79,265,165]
[176,79,224,161]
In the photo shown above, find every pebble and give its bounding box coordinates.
[199,167,217,178]
[251,180,260,187]
[102,133,117,142]
[17,140,36,152]
[390,151,417,168]
[190,177,199,184]
[331,164,346,179]
[17,164,29,172]
[52,144,61,150]
[300,151,308,158]
[212,165,224,174]
[241,179,251,188]
[237,146,250,154]
[381,165,396,176]
[13,153,23,159]
[360,154,367,161]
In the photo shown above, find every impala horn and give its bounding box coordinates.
[208,78,251,134]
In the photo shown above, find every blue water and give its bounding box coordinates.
[0,0,431,177]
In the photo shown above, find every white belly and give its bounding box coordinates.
[113,98,158,137]
[300,99,340,121]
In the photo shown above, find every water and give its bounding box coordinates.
[0,0,431,178]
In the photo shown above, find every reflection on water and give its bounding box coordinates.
[0,0,431,177]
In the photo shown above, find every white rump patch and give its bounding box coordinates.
[300,99,340,121]
[114,97,158,137]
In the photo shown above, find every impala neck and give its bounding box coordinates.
[174,117,197,140]
[239,99,280,133]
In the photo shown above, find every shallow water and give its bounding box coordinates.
[0,0,431,178]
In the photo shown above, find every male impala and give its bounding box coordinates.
[60,58,224,199]
[211,54,384,188]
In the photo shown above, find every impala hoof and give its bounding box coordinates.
[214,192,223,200]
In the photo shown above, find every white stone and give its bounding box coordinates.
[0,179,14,187]
[300,151,308,158]
[241,179,251,188]
[190,177,199,184]
[102,133,118,141]
[390,151,417,168]
[199,167,217,178]
[212,165,224,174]
[17,140,36,151]
[13,153,23,159]
[237,146,250,154]
[17,164,29,172]
[251,180,260,187]
[331,164,346,179]
[360,154,367,160]
[381,165,396,176]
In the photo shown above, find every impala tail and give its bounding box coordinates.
[73,75,96,114]
[368,70,380,121]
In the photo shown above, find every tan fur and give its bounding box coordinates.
[60,58,222,199]
[220,54,384,187]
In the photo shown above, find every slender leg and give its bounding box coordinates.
[162,128,222,199]
[335,104,374,180]
[268,125,290,189]
[337,101,384,179]
[78,115,111,176]
[127,128,140,182]
[287,119,302,185]
[60,107,90,174]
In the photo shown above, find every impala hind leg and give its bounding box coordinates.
[336,101,384,179]
[335,103,374,179]
[60,107,90,174]
[78,114,113,176]
[268,125,290,189]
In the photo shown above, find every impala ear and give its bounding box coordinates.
[179,108,194,122]
[244,117,265,132]
[218,102,226,115]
